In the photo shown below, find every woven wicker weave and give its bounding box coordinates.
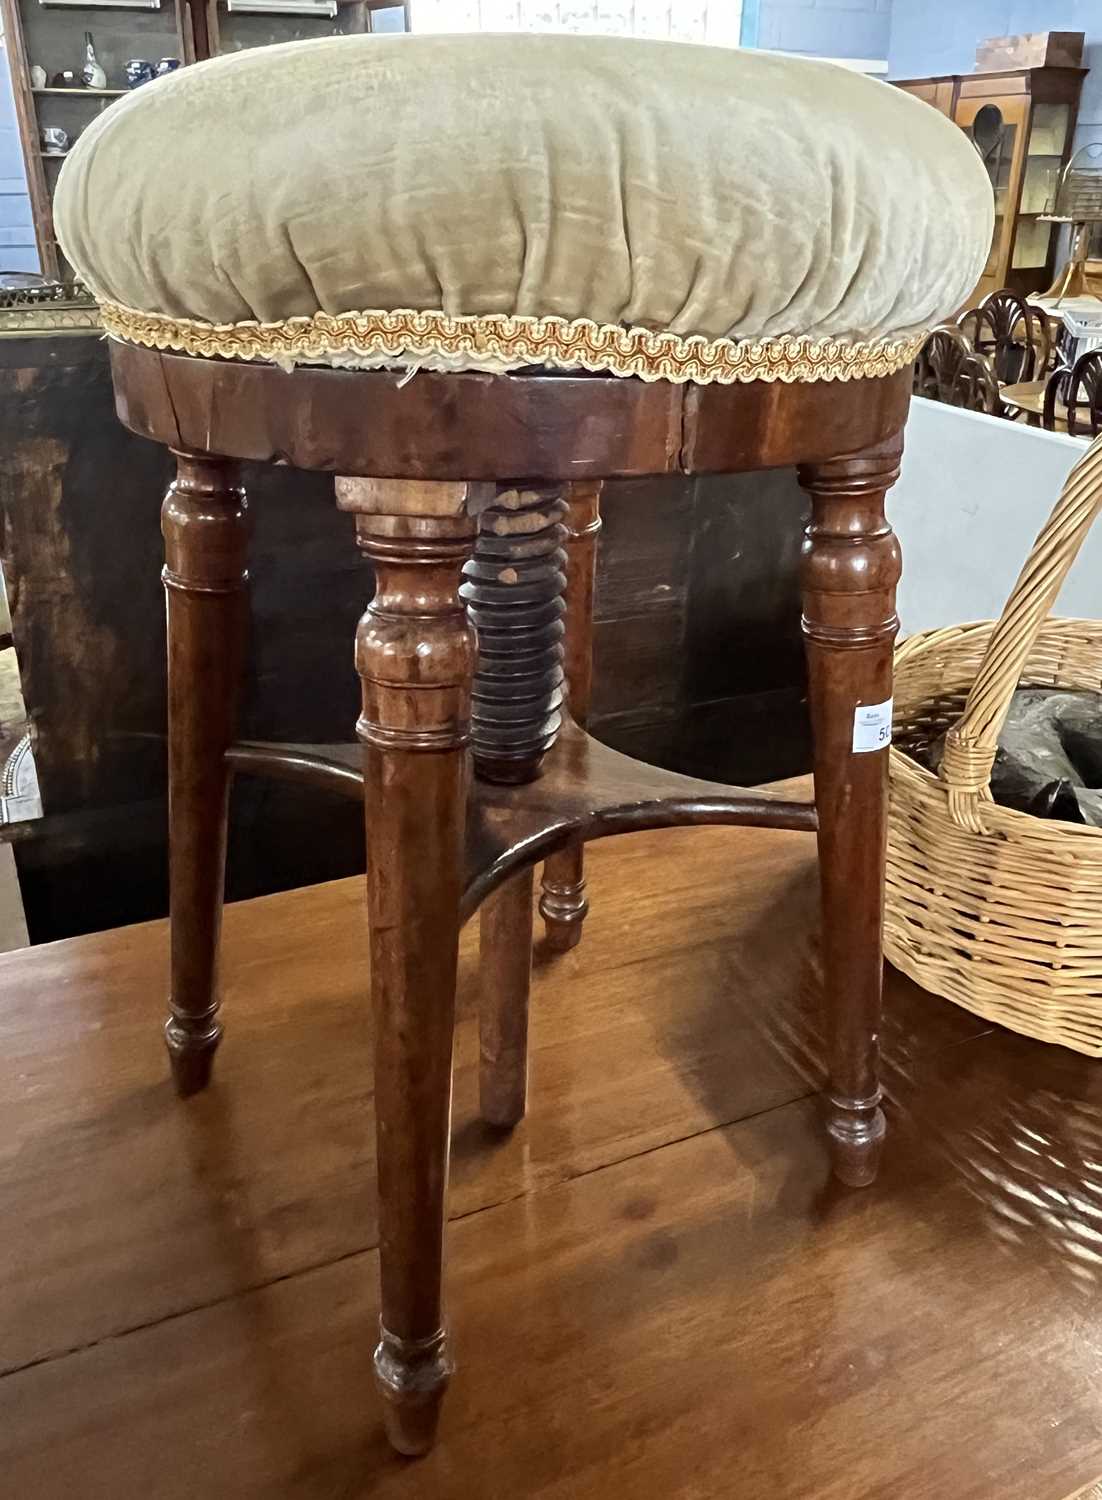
[886,434,1102,1054]
[1063,1479,1102,1500]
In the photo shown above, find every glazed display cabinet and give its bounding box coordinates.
[894,64,1086,303]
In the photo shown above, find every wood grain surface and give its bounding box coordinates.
[4,807,1098,1496]
[109,346,913,481]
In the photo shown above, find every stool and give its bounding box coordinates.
[55,31,991,1456]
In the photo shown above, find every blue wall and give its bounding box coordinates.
[889,1,1102,150]
[742,0,892,61]
[0,41,37,273]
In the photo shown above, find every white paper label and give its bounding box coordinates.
[852,698,893,754]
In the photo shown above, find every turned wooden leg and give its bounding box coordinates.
[478,869,534,1127]
[339,478,479,1457]
[798,438,903,1189]
[161,452,249,1096]
[461,484,568,1127]
[540,481,602,952]
[540,842,588,953]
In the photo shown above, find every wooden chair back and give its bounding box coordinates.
[1045,348,1102,436]
[914,324,1001,414]
[957,289,1052,385]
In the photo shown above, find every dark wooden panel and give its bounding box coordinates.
[672,688,812,787]
[593,475,693,622]
[588,475,692,729]
[0,339,372,812]
[2,338,815,938]
[590,469,809,787]
[591,613,683,722]
[0,337,170,816]
[683,469,808,704]
[589,708,679,771]
[0,338,371,940]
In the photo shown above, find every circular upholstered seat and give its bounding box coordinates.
[56,32,991,385]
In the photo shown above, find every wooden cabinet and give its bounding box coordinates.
[903,78,955,115]
[0,0,411,280]
[894,66,1086,303]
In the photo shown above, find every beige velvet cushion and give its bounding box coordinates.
[56,33,993,384]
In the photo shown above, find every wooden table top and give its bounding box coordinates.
[1001,378,1048,415]
[1002,377,1069,430]
[1,802,1101,1498]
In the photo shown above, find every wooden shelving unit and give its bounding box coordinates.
[894,65,1088,303]
[33,84,127,95]
[0,0,411,280]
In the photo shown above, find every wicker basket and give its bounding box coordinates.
[886,434,1102,1055]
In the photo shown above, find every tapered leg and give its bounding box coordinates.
[478,869,534,1126]
[341,478,479,1457]
[540,842,588,952]
[540,481,603,951]
[161,451,249,1095]
[461,484,568,1127]
[798,438,903,1188]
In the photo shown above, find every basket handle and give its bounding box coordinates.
[940,431,1102,833]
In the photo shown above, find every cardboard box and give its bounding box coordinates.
[975,32,1084,71]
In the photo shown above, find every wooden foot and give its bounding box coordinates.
[374,1328,453,1457]
[161,452,249,1093]
[479,869,534,1127]
[343,478,479,1457]
[166,1032,219,1097]
[824,1100,887,1189]
[539,843,588,952]
[799,438,902,1189]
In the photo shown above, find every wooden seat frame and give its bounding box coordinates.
[110,341,910,1456]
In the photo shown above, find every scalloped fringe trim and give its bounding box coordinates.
[98,302,927,385]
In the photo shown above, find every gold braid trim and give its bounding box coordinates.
[98,301,927,385]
